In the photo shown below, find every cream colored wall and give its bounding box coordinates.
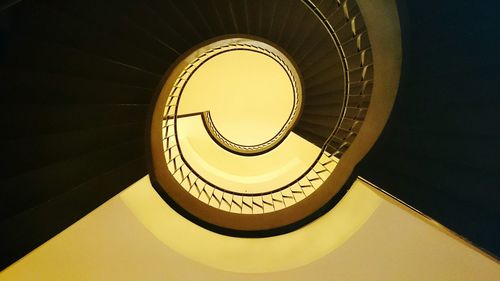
[1,177,498,281]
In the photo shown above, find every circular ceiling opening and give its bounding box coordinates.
[178,49,298,148]
[148,23,377,235]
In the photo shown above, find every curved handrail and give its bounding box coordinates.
[158,1,374,214]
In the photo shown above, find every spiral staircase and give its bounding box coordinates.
[0,0,498,270]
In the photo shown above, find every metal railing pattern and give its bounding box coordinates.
[158,0,373,214]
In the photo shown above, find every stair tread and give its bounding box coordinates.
[0,122,144,179]
[0,104,148,139]
[0,69,154,104]
[0,138,145,220]
[1,35,161,88]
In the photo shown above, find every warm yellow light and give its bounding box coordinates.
[177,116,322,194]
[3,177,499,280]
[157,38,338,214]
[120,177,382,273]
[178,49,294,146]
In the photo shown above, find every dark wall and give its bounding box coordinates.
[359,0,500,257]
